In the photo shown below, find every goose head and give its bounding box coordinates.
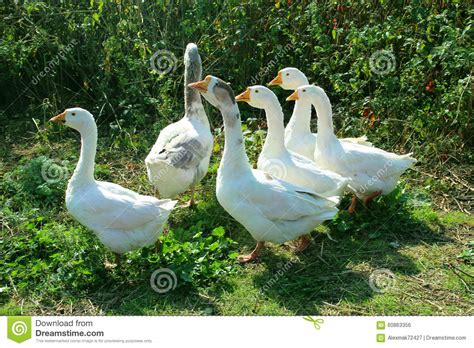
[268,67,309,90]
[235,85,278,110]
[286,85,325,104]
[49,107,95,131]
[188,75,236,112]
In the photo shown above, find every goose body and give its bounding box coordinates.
[216,166,339,245]
[235,85,348,198]
[269,67,372,161]
[287,85,416,210]
[145,43,213,202]
[189,76,339,261]
[50,108,176,255]
[314,140,416,197]
[66,180,175,254]
[145,114,212,198]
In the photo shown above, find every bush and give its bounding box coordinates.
[0,0,471,163]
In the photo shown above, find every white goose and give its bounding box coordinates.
[50,108,176,265]
[269,67,372,161]
[189,76,339,262]
[235,85,347,198]
[287,85,417,213]
[145,43,213,206]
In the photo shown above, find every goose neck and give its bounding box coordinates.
[70,123,97,187]
[220,104,252,175]
[287,99,312,134]
[261,99,287,155]
[312,92,335,140]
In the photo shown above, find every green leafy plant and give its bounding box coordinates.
[1,156,70,208]
[145,223,238,287]
[457,242,474,264]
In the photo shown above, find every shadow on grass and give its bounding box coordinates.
[250,189,453,315]
[77,265,235,316]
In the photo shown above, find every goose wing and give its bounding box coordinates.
[239,170,338,222]
[69,182,175,230]
[147,124,209,170]
[340,142,416,178]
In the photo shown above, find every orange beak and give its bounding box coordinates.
[235,88,251,103]
[286,90,299,101]
[49,111,66,123]
[188,76,211,92]
[268,71,283,86]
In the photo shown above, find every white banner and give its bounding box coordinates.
[0,316,471,347]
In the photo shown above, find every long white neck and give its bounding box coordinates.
[262,97,287,156]
[219,103,252,175]
[311,91,337,146]
[70,123,97,187]
[286,99,312,134]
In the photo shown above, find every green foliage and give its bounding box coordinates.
[457,241,474,264]
[146,224,238,287]
[0,214,237,306]
[242,118,267,165]
[0,215,106,297]
[0,0,471,162]
[18,156,68,202]
[1,156,69,208]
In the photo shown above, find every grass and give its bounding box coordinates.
[0,0,472,317]
[0,121,472,316]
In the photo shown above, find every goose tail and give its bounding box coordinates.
[332,177,350,198]
[399,152,417,167]
[403,152,417,162]
[321,177,349,199]
[159,199,178,212]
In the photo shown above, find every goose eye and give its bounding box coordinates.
[302,89,306,92]
[286,73,289,76]
[255,90,259,93]
[72,112,76,116]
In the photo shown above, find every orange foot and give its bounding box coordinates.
[363,191,382,206]
[348,195,358,214]
[295,235,311,252]
[179,198,195,209]
[104,260,117,270]
[237,254,258,263]
[237,242,264,264]
[155,239,161,252]
[104,253,121,269]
